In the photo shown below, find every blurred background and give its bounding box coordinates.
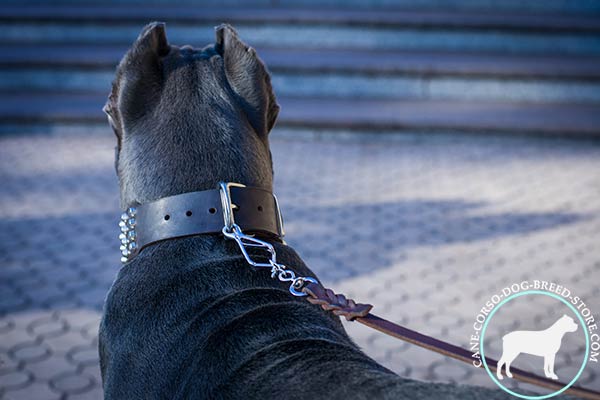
[1,1,599,399]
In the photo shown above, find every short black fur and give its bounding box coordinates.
[99,22,511,399]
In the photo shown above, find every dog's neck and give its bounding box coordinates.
[115,126,274,209]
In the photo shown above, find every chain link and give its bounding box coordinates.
[222,224,317,296]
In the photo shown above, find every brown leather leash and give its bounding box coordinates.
[301,281,600,400]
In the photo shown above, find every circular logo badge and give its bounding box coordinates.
[480,290,590,399]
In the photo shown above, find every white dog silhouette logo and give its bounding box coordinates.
[496,314,578,381]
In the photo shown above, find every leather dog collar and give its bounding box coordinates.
[118,185,284,263]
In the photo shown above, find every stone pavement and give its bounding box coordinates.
[1,127,599,399]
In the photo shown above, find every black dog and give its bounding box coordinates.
[99,22,510,399]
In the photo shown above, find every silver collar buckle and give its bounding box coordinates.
[218,181,285,238]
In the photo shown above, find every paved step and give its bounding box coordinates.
[1,8,599,55]
[2,93,598,137]
[2,6,600,32]
[3,22,598,56]
[280,98,600,137]
[3,45,600,104]
[2,5,598,139]
[4,68,600,104]
[4,45,600,80]
[3,0,600,16]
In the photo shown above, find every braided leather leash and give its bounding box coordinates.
[301,281,600,400]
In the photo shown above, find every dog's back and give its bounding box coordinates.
[100,237,407,399]
[101,237,514,399]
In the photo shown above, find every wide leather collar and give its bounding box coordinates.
[118,185,284,263]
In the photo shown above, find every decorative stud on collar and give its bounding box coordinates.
[117,207,137,263]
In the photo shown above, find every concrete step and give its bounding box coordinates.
[4,45,600,104]
[1,7,599,55]
[2,6,600,32]
[2,93,599,137]
[2,0,599,16]
[4,45,600,80]
[2,5,598,139]
[3,68,600,104]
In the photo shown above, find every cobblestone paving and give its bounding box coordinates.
[1,127,599,399]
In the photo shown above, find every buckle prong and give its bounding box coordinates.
[219,182,246,232]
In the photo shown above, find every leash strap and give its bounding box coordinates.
[301,281,600,400]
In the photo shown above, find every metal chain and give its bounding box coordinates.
[222,224,317,296]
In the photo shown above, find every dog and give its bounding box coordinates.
[497,314,578,381]
[99,22,512,399]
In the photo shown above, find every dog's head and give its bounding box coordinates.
[559,314,578,333]
[104,22,279,208]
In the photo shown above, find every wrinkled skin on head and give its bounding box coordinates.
[104,22,279,209]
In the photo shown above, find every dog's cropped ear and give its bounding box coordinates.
[215,24,279,136]
[116,22,170,123]
[131,22,170,59]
